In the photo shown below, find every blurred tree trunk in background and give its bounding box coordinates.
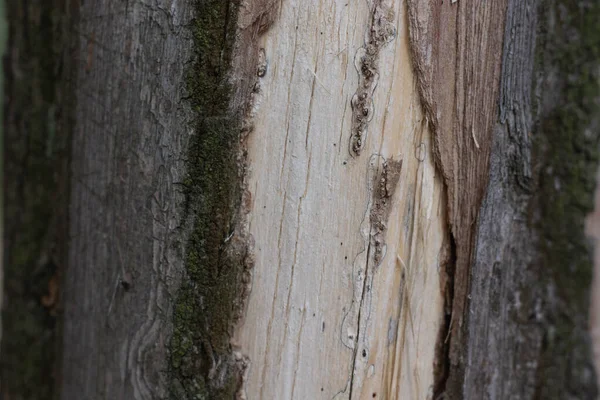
[2,1,74,398]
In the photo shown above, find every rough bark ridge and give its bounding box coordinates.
[168,1,278,399]
[405,0,509,392]
[2,1,76,398]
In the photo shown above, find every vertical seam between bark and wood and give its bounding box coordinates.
[168,1,279,398]
[405,0,509,397]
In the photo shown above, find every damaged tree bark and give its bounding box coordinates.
[406,0,600,398]
[3,0,599,399]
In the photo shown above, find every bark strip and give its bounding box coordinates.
[408,0,600,398]
[168,1,278,399]
[405,0,508,395]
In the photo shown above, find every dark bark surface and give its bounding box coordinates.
[2,1,75,398]
[61,1,194,399]
[463,2,542,396]
[463,0,600,398]
[4,0,273,398]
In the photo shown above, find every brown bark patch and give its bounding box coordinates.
[370,159,403,267]
[405,0,509,395]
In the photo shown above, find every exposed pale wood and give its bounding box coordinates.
[234,1,447,398]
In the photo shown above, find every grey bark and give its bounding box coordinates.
[463,0,599,398]
[62,1,194,398]
[464,1,541,397]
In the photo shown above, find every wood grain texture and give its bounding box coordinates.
[63,1,195,398]
[234,1,448,398]
[463,2,542,397]
[405,0,509,381]
[442,0,600,397]
[50,0,600,397]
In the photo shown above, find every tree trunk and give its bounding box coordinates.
[0,0,6,346]
[456,1,600,398]
[2,0,599,399]
[61,1,195,398]
[2,1,74,398]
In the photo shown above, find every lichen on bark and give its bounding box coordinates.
[168,1,253,398]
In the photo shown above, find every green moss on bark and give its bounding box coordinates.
[2,1,75,399]
[534,0,600,397]
[168,1,250,399]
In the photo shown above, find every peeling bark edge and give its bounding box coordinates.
[407,0,600,398]
[167,1,278,398]
[463,0,542,397]
[404,1,508,397]
[403,4,456,396]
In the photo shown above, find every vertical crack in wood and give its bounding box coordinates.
[343,156,402,399]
